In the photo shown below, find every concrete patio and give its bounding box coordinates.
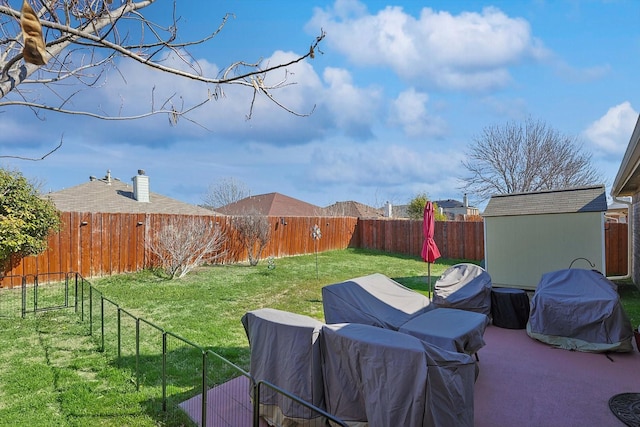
[181,325,640,426]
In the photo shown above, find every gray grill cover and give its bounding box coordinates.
[320,323,475,427]
[433,263,492,316]
[322,273,434,329]
[527,269,634,353]
[241,308,325,424]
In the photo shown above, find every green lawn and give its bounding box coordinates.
[0,248,638,426]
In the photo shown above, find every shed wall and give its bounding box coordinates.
[484,212,605,289]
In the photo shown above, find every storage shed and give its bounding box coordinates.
[482,185,607,290]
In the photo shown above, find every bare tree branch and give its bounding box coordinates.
[460,117,602,201]
[0,1,325,125]
[0,135,62,160]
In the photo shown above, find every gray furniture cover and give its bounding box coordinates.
[399,307,488,355]
[322,273,488,356]
[527,268,634,353]
[322,273,434,329]
[320,323,476,427]
[241,308,326,426]
[432,263,492,316]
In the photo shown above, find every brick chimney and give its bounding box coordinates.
[132,169,150,203]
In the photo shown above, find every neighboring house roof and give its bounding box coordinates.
[482,185,607,217]
[612,114,640,197]
[391,204,410,218]
[608,200,630,212]
[216,192,322,216]
[435,199,464,209]
[324,201,384,218]
[47,172,215,215]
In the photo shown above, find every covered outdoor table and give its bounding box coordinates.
[398,307,489,356]
[491,288,530,329]
[320,323,475,427]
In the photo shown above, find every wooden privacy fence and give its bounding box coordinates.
[355,219,485,261]
[1,213,358,287]
[0,213,628,287]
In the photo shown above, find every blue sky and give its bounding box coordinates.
[2,0,639,210]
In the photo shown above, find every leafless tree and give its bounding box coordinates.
[147,216,226,279]
[0,1,325,159]
[202,177,250,209]
[233,209,270,266]
[461,118,602,201]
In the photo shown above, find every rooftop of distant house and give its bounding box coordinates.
[46,169,216,215]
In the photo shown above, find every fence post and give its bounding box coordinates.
[21,276,26,318]
[89,284,93,336]
[135,318,140,391]
[73,273,79,315]
[162,331,167,412]
[101,296,105,352]
[117,308,122,365]
[253,380,260,427]
[201,351,207,427]
[33,275,38,313]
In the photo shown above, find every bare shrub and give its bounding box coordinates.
[147,216,226,279]
[233,212,271,266]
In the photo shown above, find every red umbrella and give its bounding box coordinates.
[421,201,441,300]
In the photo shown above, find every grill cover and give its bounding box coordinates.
[527,269,633,353]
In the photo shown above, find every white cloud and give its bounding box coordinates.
[306,140,464,188]
[388,88,447,138]
[308,1,548,91]
[583,102,638,156]
[320,67,382,138]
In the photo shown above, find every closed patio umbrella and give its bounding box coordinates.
[421,201,441,300]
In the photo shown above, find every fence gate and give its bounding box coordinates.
[0,272,80,318]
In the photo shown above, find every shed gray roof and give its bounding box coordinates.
[482,185,607,217]
[47,178,216,215]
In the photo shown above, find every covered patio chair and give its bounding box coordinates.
[241,308,326,426]
[322,273,489,357]
[432,263,492,316]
